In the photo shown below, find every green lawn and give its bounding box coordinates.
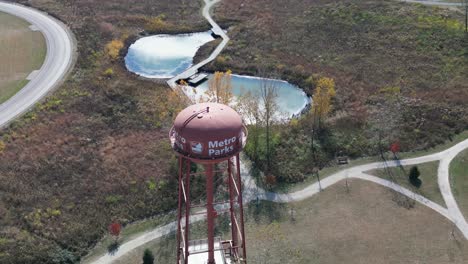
[0,11,46,103]
[450,149,468,220]
[366,161,445,206]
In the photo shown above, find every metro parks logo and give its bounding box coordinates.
[208,136,237,156]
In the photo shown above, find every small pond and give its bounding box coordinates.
[125,31,214,78]
[184,74,311,119]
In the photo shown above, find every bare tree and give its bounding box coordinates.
[368,87,403,160]
[462,0,468,32]
[261,79,279,171]
[236,91,262,162]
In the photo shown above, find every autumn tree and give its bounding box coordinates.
[390,141,401,155]
[312,77,336,129]
[105,39,124,61]
[108,222,121,241]
[309,77,336,162]
[0,140,5,154]
[205,70,233,104]
[156,86,187,125]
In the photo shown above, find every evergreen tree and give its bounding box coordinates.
[409,166,420,181]
[143,249,154,264]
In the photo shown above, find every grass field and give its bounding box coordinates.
[109,180,468,263]
[450,149,468,220]
[0,11,46,103]
[0,1,203,262]
[366,161,445,206]
[211,0,468,153]
[0,0,466,262]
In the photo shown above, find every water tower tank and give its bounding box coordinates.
[169,102,247,163]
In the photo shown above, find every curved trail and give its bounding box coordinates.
[243,139,468,238]
[0,1,75,128]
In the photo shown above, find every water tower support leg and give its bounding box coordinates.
[184,159,191,264]
[205,164,216,264]
[227,159,238,255]
[235,154,247,263]
[176,157,183,264]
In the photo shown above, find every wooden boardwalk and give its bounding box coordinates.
[167,0,229,92]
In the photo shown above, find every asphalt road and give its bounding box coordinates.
[0,1,74,128]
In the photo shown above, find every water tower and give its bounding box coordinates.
[169,102,248,264]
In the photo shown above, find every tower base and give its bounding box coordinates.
[180,238,239,264]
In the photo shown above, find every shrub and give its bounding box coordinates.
[143,249,155,264]
[103,68,114,78]
[49,248,76,264]
[0,140,5,153]
[145,15,168,32]
[105,40,124,60]
[409,166,420,181]
[105,195,122,204]
[409,166,421,187]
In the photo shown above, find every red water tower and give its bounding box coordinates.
[169,102,248,264]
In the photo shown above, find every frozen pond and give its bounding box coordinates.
[125,31,214,78]
[184,74,310,119]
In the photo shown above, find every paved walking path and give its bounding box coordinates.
[401,0,464,6]
[243,139,468,239]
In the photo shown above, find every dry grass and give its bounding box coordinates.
[0,11,46,103]
[244,180,467,264]
[106,180,468,264]
[0,1,200,262]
